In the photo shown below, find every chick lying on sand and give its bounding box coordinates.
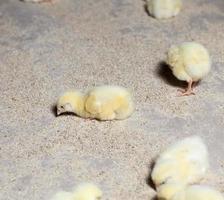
[151,136,209,186]
[146,0,182,19]
[157,183,224,200]
[57,85,134,120]
[51,183,102,200]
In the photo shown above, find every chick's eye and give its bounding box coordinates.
[60,105,64,109]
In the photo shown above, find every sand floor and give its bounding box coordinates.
[0,0,224,199]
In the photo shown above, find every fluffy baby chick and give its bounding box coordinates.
[157,184,224,200]
[72,183,102,200]
[57,85,134,120]
[166,42,211,96]
[151,136,209,187]
[51,183,102,200]
[50,191,74,200]
[172,185,224,200]
[146,0,182,19]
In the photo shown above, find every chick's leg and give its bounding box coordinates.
[177,80,195,96]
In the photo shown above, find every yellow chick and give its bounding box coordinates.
[50,191,74,200]
[172,185,224,200]
[157,184,224,200]
[151,136,209,187]
[146,0,182,19]
[166,42,211,96]
[51,183,102,200]
[57,85,134,121]
[72,183,102,200]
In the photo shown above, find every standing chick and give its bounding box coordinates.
[151,136,209,187]
[56,85,134,121]
[166,42,211,96]
[146,0,182,19]
[157,183,224,200]
[51,183,102,200]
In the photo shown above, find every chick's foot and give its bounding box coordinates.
[177,80,195,96]
[177,88,195,96]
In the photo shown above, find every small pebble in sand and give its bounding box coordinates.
[151,136,209,187]
[51,183,102,200]
[57,85,134,121]
[166,42,211,96]
[157,183,224,200]
[146,0,182,19]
